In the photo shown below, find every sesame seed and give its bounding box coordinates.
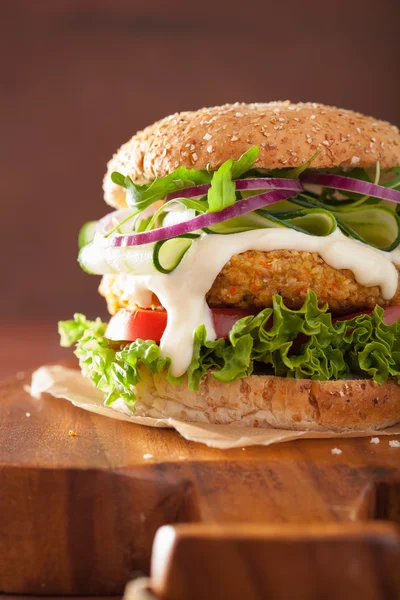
[351,156,360,164]
[331,448,342,455]
[235,112,243,117]
[341,136,347,142]
[206,145,213,153]
[310,114,316,119]
[322,140,330,146]
[278,117,285,122]
[381,142,386,149]
[143,453,153,459]
[371,137,376,142]
[294,117,300,122]
[26,412,31,417]
[203,132,212,141]
[356,127,361,133]
[231,135,239,141]
[370,437,380,444]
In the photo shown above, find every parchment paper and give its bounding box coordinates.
[30,365,400,449]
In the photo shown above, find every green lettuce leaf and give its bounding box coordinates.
[59,291,400,410]
[111,146,260,212]
[58,313,106,347]
[207,160,236,212]
[208,147,260,212]
[112,167,212,210]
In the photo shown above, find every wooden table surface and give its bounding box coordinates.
[0,321,118,599]
[1,323,400,599]
[0,321,72,382]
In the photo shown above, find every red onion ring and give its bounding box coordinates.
[111,189,295,247]
[167,177,302,200]
[301,173,400,203]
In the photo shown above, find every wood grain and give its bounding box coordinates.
[0,369,399,596]
[149,523,400,600]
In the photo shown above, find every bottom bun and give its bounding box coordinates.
[129,369,400,432]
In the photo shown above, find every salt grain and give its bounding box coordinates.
[143,453,153,459]
[331,448,342,455]
[351,156,360,164]
[203,132,212,141]
[389,440,400,448]
[370,437,380,444]
[206,145,213,153]
[26,412,31,418]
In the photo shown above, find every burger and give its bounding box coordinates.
[59,101,400,432]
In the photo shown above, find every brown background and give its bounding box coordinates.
[0,0,399,355]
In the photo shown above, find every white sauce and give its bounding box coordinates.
[110,228,400,377]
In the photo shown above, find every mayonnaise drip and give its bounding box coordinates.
[111,228,400,377]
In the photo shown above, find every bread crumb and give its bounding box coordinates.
[389,440,400,448]
[68,430,77,437]
[143,453,153,459]
[370,437,380,444]
[26,412,31,417]
[331,448,342,455]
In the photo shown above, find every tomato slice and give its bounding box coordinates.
[105,307,256,343]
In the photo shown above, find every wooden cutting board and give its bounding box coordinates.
[0,368,399,599]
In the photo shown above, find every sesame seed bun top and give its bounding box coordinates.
[103,101,400,209]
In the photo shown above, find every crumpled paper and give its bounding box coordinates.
[30,365,400,449]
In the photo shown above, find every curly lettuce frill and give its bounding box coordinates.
[58,291,400,408]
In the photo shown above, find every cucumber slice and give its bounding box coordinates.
[78,240,157,275]
[153,234,199,274]
[334,206,400,251]
[283,208,337,236]
[290,194,400,249]
[203,211,286,234]
[78,221,98,248]
[78,242,115,275]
